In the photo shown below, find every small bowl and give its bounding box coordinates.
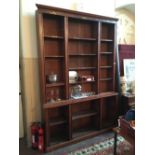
[47,74,58,83]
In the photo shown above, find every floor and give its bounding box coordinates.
[19,138,43,155]
[19,131,114,155]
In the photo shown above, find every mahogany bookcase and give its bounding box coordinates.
[36,4,119,152]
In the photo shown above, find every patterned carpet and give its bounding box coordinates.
[67,136,133,155]
[45,132,113,155]
[45,131,134,155]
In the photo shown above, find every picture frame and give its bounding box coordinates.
[123,59,135,81]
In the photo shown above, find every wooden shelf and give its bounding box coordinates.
[72,110,97,120]
[49,118,67,126]
[100,52,113,55]
[45,56,64,58]
[100,78,113,81]
[46,82,65,87]
[101,39,113,42]
[69,80,95,85]
[72,128,98,139]
[43,92,118,109]
[46,128,111,152]
[69,67,96,70]
[44,35,64,39]
[69,37,97,41]
[69,53,97,56]
[49,136,68,146]
[100,66,112,69]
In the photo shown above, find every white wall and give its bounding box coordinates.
[115,8,135,44]
[115,0,135,8]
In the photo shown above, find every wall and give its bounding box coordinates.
[115,0,135,8]
[115,8,135,44]
[20,0,115,146]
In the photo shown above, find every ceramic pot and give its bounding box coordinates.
[47,74,57,83]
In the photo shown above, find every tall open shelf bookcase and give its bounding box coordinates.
[36,4,119,152]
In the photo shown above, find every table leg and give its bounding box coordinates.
[114,131,117,155]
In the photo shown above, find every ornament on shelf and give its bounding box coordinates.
[120,76,127,95]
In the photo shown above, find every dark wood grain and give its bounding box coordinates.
[36,4,118,152]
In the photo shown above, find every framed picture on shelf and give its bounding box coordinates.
[123,59,135,81]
